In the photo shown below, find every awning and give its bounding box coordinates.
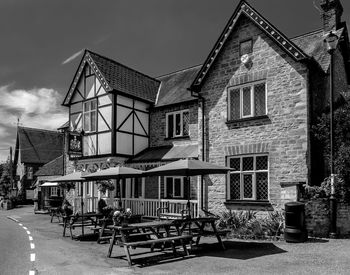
[40,182,59,187]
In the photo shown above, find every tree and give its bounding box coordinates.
[312,101,350,200]
[0,160,12,198]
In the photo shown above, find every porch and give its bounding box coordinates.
[73,197,199,218]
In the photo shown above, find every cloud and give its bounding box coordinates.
[62,49,84,65]
[0,85,67,161]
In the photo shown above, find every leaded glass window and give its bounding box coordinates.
[227,154,269,201]
[228,81,267,121]
[166,110,189,138]
[83,99,97,132]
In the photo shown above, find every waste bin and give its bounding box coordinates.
[284,202,308,242]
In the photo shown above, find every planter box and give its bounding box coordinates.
[2,200,13,210]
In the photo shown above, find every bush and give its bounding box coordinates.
[217,210,285,239]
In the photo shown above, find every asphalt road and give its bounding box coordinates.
[0,213,33,275]
[1,205,350,275]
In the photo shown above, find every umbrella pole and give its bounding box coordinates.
[187,176,191,217]
[81,181,84,236]
[119,178,123,210]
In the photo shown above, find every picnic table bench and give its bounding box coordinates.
[108,220,192,266]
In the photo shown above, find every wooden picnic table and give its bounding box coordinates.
[161,216,229,250]
[108,220,192,266]
[61,212,104,239]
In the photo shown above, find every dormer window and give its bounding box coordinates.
[166,110,189,138]
[240,39,252,56]
[83,99,97,132]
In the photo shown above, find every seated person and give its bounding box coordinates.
[61,199,73,216]
[97,198,113,217]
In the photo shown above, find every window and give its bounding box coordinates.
[83,99,97,132]
[240,39,252,56]
[166,110,189,138]
[165,177,184,198]
[228,82,266,121]
[50,187,60,197]
[27,166,33,180]
[227,155,268,201]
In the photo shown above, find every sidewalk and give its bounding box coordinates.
[2,205,350,275]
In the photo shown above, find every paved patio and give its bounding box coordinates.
[2,205,350,275]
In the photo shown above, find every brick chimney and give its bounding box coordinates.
[320,0,343,32]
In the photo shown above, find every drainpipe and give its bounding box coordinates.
[189,88,214,216]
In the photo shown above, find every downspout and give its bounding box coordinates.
[189,88,215,216]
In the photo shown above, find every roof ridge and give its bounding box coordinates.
[290,28,324,40]
[156,64,202,79]
[86,49,160,83]
[18,126,62,134]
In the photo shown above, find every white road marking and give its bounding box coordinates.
[27,231,31,235]
[30,243,35,249]
[23,226,27,230]
[30,253,35,262]
[29,236,33,241]
[19,223,23,226]
[29,271,35,275]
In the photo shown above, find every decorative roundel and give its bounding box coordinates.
[240,54,250,64]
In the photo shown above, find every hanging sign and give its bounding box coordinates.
[68,132,83,156]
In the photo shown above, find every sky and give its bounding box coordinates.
[0,0,349,162]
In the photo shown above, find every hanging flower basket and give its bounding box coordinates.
[97,180,115,194]
[59,182,76,191]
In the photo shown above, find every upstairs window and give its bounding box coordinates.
[165,176,184,199]
[166,110,189,138]
[83,100,97,132]
[228,82,266,121]
[227,155,268,201]
[27,166,33,180]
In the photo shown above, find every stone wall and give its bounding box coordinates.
[304,199,350,237]
[199,15,309,214]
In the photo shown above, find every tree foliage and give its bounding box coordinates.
[0,160,12,198]
[312,101,350,186]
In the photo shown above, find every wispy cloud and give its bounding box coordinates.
[0,85,67,161]
[62,49,84,65]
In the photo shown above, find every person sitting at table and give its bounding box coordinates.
[97,198,113,217]
[61,199,73,216]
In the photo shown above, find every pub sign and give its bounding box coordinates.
[68,132,83,156]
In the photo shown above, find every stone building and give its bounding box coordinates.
[61,0,350,216]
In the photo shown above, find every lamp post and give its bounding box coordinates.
[324,31,339,239]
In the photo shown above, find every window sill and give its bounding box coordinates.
[164,135,190,141]
[224,200,272,207]
[226,115,269,124]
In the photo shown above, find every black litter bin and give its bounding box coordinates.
[284,202,308,242]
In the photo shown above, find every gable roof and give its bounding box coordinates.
[63,50,160,106]
[15,127,63,164]
[35,155,64,176]
[190,0,309,91]
[155,65,201,107]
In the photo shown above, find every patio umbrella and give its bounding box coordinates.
[82,166,143,209]
[143,159,233,215]
[50,171,89,235]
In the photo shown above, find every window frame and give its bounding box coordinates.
[164,176,184,199]
[227,154,269,201]
[50,186,59,197]
[228,81,267,121]
[83,99,97,133]
[165,109,189,138]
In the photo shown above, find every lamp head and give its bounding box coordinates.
[324,31,339,53]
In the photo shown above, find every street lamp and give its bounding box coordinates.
[324,30,339,239]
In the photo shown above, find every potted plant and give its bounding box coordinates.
[97,180,115,194]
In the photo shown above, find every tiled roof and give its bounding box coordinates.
[16,127,63,164]
[155,65,201,107]
[88,50,160,103]
[291,28,344,72]
[128,144,198,163]
[35,155,64,176]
